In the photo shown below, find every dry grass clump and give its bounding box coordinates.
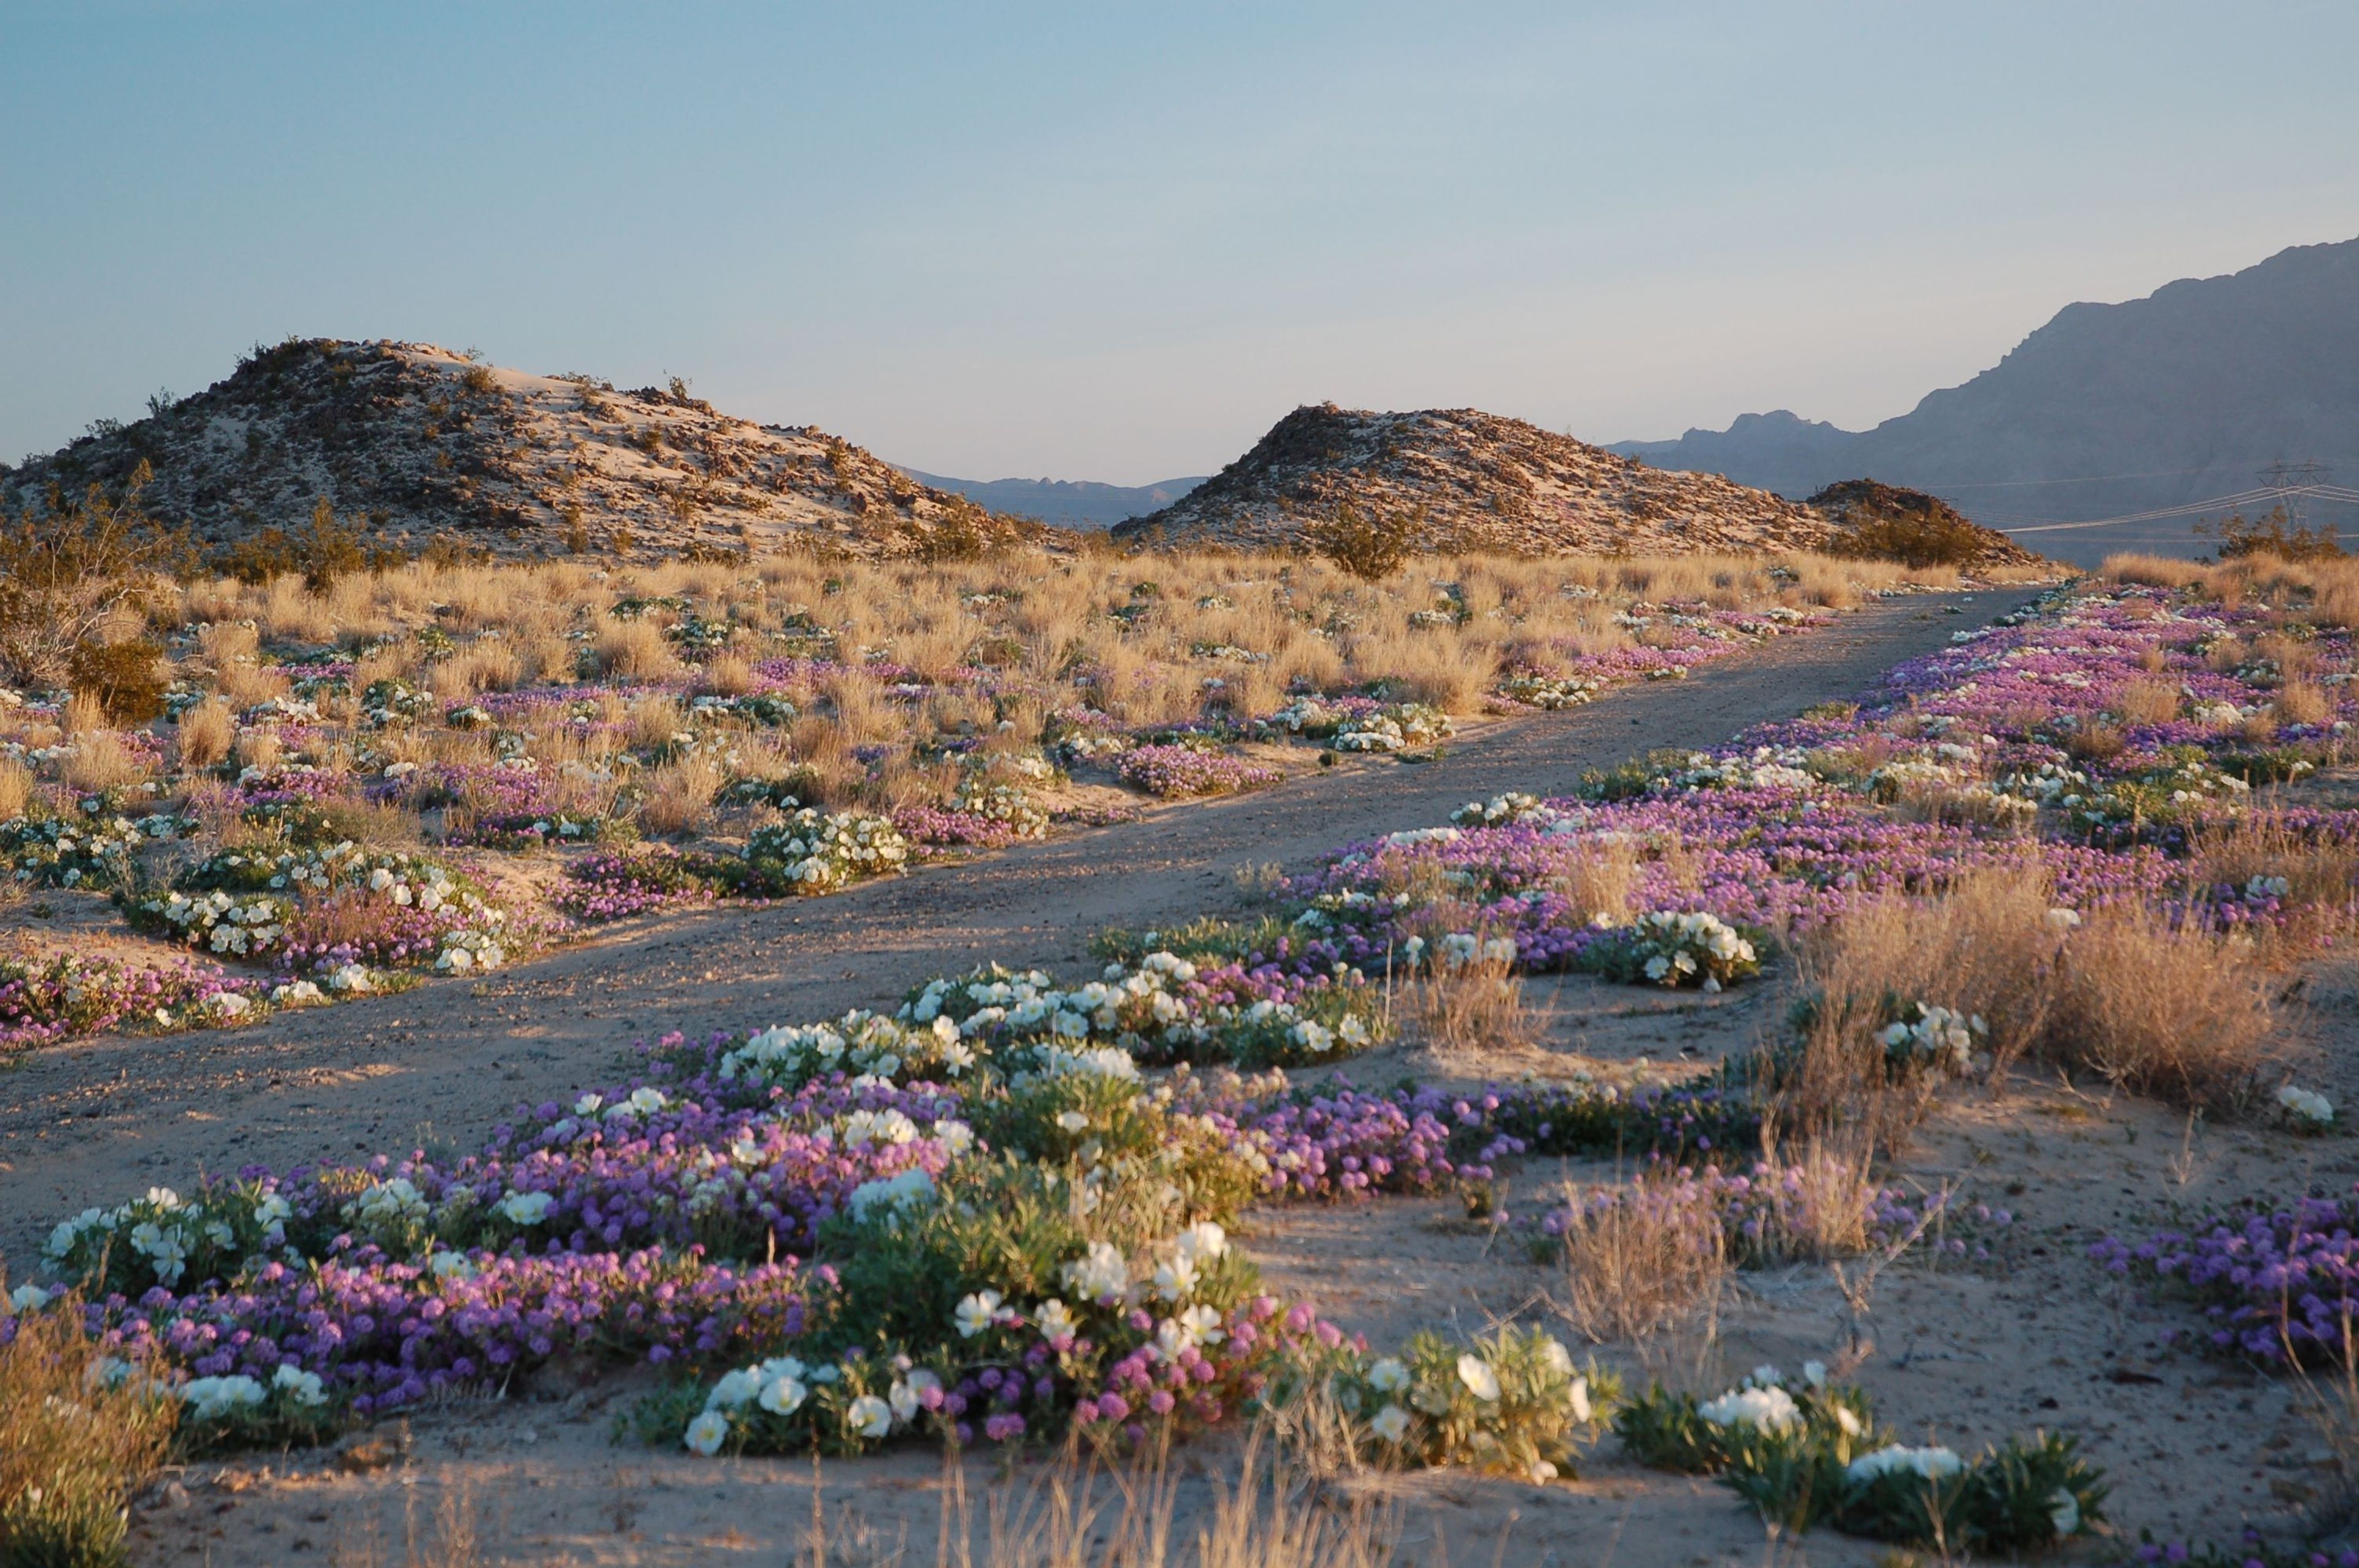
[1551,1175,1728,1344]
[171,696,235,770]
[2193,814,2359,937]
[0,757,35,822]
[1406,940,1541,1056]
[1785,868,2288,1115]
[2117,676,2183,726]
[2047,903,2283,1110]
[638,752,728,838]
[58,728,151,796]
[0,1293,178,1568]
[1539,839,1638,927]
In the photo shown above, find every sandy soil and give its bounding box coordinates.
[44,585,2340,1566]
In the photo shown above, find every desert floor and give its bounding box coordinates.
[14,585,2330,1567]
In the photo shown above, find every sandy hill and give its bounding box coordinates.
[0,338,1040,561]
[1613,235,2359,563]
[1111,403,1850,556]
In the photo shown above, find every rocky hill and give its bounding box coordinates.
[1109,403,1846,556]
[1614,235,2359,563]
[0,338,1041,561]
[1804,479,2040,569]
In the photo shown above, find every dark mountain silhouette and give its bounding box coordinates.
[1614,236,2359,564]
[898,470,1205,528]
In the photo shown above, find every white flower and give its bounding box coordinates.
[1568,1376,1592,1424]
[272,1363,327,1406]
[1175,1221,1227,1265]
[684,1411,731,1455]
[1847,1443,1963,1483]
[2049,1488,2080,1535]
[955,1290,1004,1338]
[759,1375,808,1415]
[1060,1241,1129,1301]
[1456,1355,1501,1402]
[1034,1299,1079,1343]
[1055,1110,1090,1133]
[1151,1249,1201,1300]
[1802,1360,1827,1387]
[848,1394,893,1439]
[2279,1084,2335,1126]
[1697,1385,1800,1432]
[847,1167,936,1223]
[6,1284,50,1314]
[181,1374,267,1421]
[1369,1403,1410,1443]
[496,1190,555,1225]
[1834,1404,1864,1437]
[1366,1357,1410,1393]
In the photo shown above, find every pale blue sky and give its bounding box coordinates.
[4,1,2355,481]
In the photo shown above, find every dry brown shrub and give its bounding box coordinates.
[2046,904,2283,1110]
[1551,1175,1728,1344]
[2118,676,2183,725]
[2062,716,2127,763]
[0,1290,178,1568]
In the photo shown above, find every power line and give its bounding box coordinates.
[1993,473,2357,536]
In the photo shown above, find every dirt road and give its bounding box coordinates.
[0,588,2038,1263]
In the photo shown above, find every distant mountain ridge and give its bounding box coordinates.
[1614,236,2359,563]
[0,338,1041,561]
[1113,402,1856,557]
[898,470,1205,528]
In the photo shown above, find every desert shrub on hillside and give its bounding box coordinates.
[65,636,167,724]
[1307,501,1422,582]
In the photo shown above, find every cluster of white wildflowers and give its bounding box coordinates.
[1663,747,1820,794]
[950,778,1050,838]
[1329,1324,1603,1481]
[718,1009,977,1090]
[1450,793,1551,827]
[434,927,507,973]
[901,953,1377,1067]
[1332,703,1453,753]
[42,1183,295,1289]
[1399,932,1520,973]
[140,888,292,956]
[1879,1004,1987,1077]
[2278,1083,2336,1131]
[0,810,187,887]
[743,809,911,893]
[182,1363,329,1422]
[1496,673,1605,710]
[686,1352,942,1455]
[1624,911,1759,989]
